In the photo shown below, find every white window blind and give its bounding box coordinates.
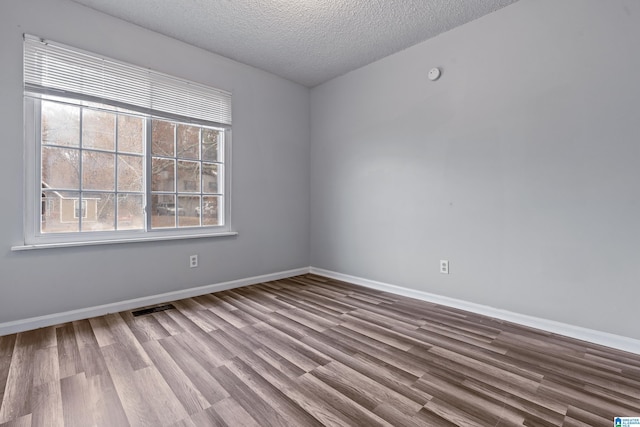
[23,34,232,127]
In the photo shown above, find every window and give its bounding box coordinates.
[22,35,233,247]
[73,200,87,219]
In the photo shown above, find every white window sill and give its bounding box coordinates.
[11,231,238,251]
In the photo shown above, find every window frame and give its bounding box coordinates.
[19,37,235,250]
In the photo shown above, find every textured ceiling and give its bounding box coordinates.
[70,0,519,87]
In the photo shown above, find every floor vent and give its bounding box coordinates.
[131,303,176,317]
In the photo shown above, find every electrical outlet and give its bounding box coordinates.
[189,255,198,268]
[440,260,449,274]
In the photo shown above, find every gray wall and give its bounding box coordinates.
[310,0,640,340]
[2,0,639,343]
[0,0,310,323]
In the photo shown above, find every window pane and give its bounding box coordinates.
[117,155,143,192]
[152,158,175,192]
[178,196,199,228]
[117,194,144,230]
[42,146,80,189]
[41,190,79,233]
[36,105,226,237]
[202,196,221,226]
[82,109,115,151]
[83,151,115,191]
[202,128,219,162]
[81,193,115,232]
[177,124,200,160]
[151,194,176,228]
[152,120,175,157]
[42,101,80,147]
[118,114,144,154]
[177,160,200,193]
[202,163,219,194]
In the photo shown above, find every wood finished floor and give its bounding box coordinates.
[0,274,639,427]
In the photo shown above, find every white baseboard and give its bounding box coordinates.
[0,267,310,336]
[5,265,639,356]
[309,267,640,355]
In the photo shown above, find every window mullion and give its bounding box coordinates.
[173,124,178,228]
[114,114,119,231]
[145,117,152,232]
[32,99,42,237]
[78,107,84,233]
[199,128,203,227]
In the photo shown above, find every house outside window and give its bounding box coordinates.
[22,35,233,247]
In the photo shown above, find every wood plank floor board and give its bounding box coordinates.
[259,309,319,340]
[170,330,231,371]
[503,347,640,401]
[157,336,229,406]
[429,346,544,391]
[203,301,251,330]
[30,380,63,427]
[208,327,265,363]
[0,330,40,423]
[295,373,395,427]
[87,317,116,348]
[235,348,360,427]
[373,403,428,427]
[423,397,488,427]
[218,290,278,318]
[0,414,31,427]
[460,377,566,426]
[72,319,108,378]
[60,373,94,427]
[248,326,324,373]
[252,345,307,379]
[346,306,425,332]
[538,378,637,417]
[209,397,260,427]
[301,333,434,405]
[414,406,460,427]
[251,321,333,368]
[340,315,419,351]
[416,322,509,355]
[211,364,293,427]
[181,406,227,427]
[272,289,349,320]
[121,311,172,343]
[150,311,184,337]
[564,405,614,427]
[100,343,163,427]
[163,309,209,336]
[412,336,544,384]
[85,373,129,427]
[410,347,559,411]
[56,324,83,379]
[169,302,217,333]
[1,274,639,426]
[586,346,640,368]
[32,346,60,388]
[224,357,325,427]
[328,325,430,377]
[133,365,190,425]
[0,334,16,404]
[103,314,153,371]
[276,307,337,333]
[583,382,640,409]
[311,361,424,417]
[414,371,527,426]
[141,340,211,416]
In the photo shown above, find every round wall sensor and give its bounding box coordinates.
[428,67,441,81]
